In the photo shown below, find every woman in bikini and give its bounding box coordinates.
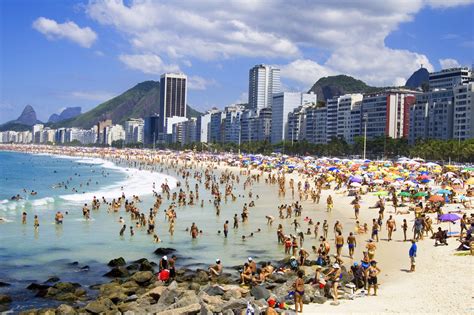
[293,270,305,314]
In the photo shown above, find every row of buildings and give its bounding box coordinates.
[1,66,472,146]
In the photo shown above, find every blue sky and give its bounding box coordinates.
[1,0,473,123]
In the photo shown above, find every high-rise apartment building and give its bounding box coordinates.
[248,65,281,110]
[271,92,316,144]
[159,73,187,134]
[361,89,417,140]
[144,116,160,145]
[409,89,454,143]
[429,67,472,91]
[124,118,144,144]
[453,83,474,141]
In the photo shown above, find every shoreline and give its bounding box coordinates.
[0,144,472,314]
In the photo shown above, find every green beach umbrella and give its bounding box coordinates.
[463,167,474,171]
[414,192,428,197]
[398,192,412,197]
[373,191,388,196]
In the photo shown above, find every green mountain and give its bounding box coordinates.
[55,81,202,129]
[308,75,381,102]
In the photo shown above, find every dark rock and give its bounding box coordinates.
[154,248,176,256]
[80,265,89,271]
[131,271,154,284]
[45,276,60,284]
[251,285,270,300]
[139,260,155,272]
[0,282,11,287]
[55,292,77,301]
[103,266,129,278]
[192,270,209,285]
[27,283,50,291]
[126,264,139,271]
[204,285,225,296]
[0,294,12,304]
[108,257,126,267]
[53,282,80,292]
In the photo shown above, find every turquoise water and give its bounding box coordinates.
[0,151,343,311]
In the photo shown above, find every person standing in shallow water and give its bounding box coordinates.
[223,220,229,238]
[190,222,199,238]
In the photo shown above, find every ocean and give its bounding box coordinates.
[0,150,335,311]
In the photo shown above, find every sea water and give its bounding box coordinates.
[0,151,341,311]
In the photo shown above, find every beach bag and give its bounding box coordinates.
[158,269,170,281]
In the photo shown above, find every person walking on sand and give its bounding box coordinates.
[386,215,396,241]
[326,195,333,212]
[402,219,408,241]
[409,240,417,272]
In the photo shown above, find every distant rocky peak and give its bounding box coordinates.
[17,105,38,126]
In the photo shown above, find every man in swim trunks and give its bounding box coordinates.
[335,231,344,256]
[347,232,357,258]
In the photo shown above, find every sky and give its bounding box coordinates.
[0,0,473,123]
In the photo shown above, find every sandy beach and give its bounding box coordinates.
[0,144,472,314]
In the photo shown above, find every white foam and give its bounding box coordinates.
[60,159,177,203]
[31,197,55,206]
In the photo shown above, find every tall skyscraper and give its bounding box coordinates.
[159,73,187,134]
[248,64,281,110]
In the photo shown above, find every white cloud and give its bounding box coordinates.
[118,54,180,74]
[279,59,335,87]
[70,91,115,102]
[439,58,461,69]
[188,76,216,90]
[32,17,97,48]
[85,0,470,87]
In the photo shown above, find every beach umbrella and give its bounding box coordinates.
[436,189,452,195]
[414,192,428,197]
[398,191,412,197]
[428,195,444,202]
[466,178,474,185]
[420,179,431,183]
[438,213,461,222]
[462,167,474,172]
[350,182,362,187]
[373,191,388,196]
[350,176,363,183]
